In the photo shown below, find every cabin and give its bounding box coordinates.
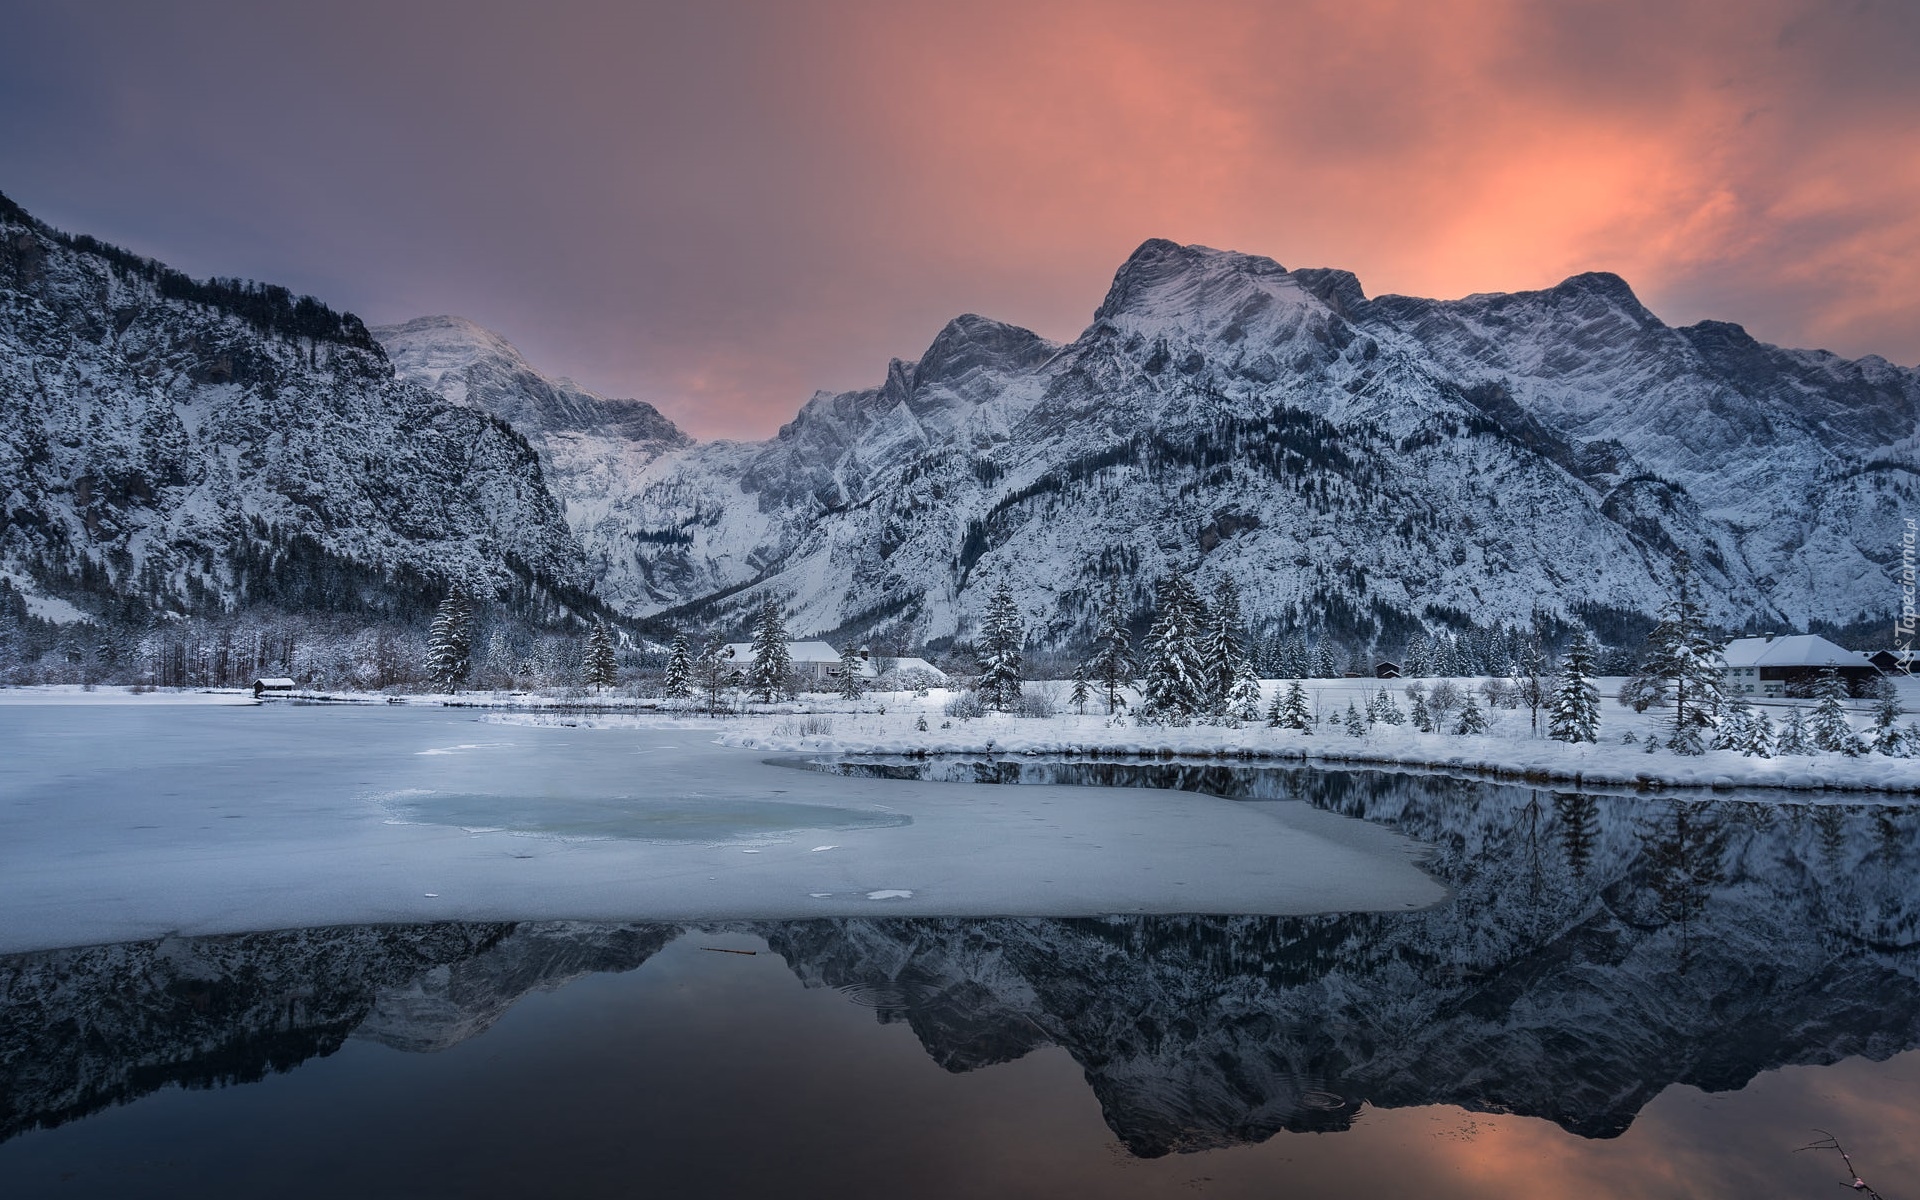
[251,677,296,697]
[1374,660,1403,679]
[1868,649,1915,676]
[1721,635,1878,698]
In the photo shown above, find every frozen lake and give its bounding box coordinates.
[0,703,1441,954]
[3,705,1918,1196]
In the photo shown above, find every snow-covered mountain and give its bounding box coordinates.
[531,239,1917,649]
[373,316,690,614]
[0,195,595,628]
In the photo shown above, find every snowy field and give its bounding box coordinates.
[489,675,1920,795]
[0,702,1441,955]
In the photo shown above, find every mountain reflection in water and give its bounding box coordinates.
[3,762,1917,1168]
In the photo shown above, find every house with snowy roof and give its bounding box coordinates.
[1721,634,1878,698]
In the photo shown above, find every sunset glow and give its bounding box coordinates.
[3,0,1915,435]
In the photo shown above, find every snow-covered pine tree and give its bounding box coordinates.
[1309,639,1337,680]
[663,632,692,700]
[1405,682,1433,732]
[1225,656,1262,723]
[1454,692,1489,735]
[425,589,474,693]
[837,645,866,700]
[1403,632,1430,677]
[583,621,618,691]
[1375,688,1405,726]
[1547,633,1601,743]
[1868,678,1909,756]
[976,580,1025,710]
[1742,708,1774,757]
[1085,574,1136,715]
[1344,702,1366,737]
[1632,558,1722,754]
[1070,663,1090,715]
[1776,706,1812,755]
[747,596,792,702]
[1199,578,1250,715]
[1140,573,1206,723]
[1808,667,1863,755]
[1275,679,1312,732]
[1265,687,1285,727]
[1711,694,1750,752]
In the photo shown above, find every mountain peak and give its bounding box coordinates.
[916,313,1057,385]
[1550,271,1646,310]
[1096,240,1294,322]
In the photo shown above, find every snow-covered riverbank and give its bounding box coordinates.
[488,676,1920,795]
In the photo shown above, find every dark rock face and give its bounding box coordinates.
[5,771,1915,1158]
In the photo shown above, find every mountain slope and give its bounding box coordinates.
[595,240,1918,648]
[374,316,690,613]
[0,196,595,628]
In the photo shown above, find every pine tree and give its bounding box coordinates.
[836,645,866,700]
[976,580,1025,710]
[1808,667,1862,755]
[1265,687,1284,728]
[1454,693,1489,735]
[583,622,618,691]
[1085,574,1136,715]
[1632,558,1723,755]
[1140,574,1205,722]
[425,589,474,693]
[1776,706,1812,755]
[1403,632,1431,677]
[1199,578,1251,715]
[662,632,692,700]
[1274,679,1313,732]
[1310,639,1337,680]
[1868,678,1909,756]
[1743,709,1775,758]
[1224,655,1262,722]
[1547,633,1601,743]
[1070,664,1090,715]
[1344,701,1366,737]
[748,596,792,702]
[1406,683,1433,732]
[1374,688,1406,726]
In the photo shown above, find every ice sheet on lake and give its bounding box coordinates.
[0,703,1444,954]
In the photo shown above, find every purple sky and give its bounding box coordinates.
[7,0,1917,439]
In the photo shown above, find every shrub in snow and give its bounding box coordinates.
[1427,680,1461,730]
[1012,690,1057,719]
[943,692,987,720]
[914,715,928,732]
[1618,675,1665,713]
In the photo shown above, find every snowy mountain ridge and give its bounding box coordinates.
[0,195,599,630]
[391,237,1915,649]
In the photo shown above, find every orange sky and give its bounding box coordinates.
[4,0,1916,437]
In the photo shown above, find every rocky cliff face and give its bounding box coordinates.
[6,774,1915,1156]
[520,239,1916,647]
[0,195,595,627]
[372,316,690,616]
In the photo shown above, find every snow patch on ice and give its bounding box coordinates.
[866,889,914,900]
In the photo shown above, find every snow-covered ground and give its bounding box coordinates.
[0,702,1441,955]
[488,676,1920,795]
[0,685,260,706]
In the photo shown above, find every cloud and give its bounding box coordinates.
[2,0,1914,437]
